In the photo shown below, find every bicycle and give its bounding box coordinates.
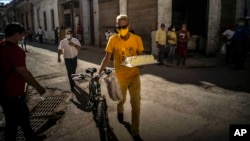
[72,67,115,141]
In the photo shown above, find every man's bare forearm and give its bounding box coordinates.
[58,50,62,59]
[98,53,112,74]
[15,67,43,90]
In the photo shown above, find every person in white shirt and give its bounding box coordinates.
[57,28,81,91]
[222,25,235,64]
[37,26,45,43]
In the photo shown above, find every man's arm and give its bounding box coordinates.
[58,49,62,63]
[69,40,81,50]
[72,43,81,50]
[15,66,45,94]
[98,52,112,75]
[155,30,159,44]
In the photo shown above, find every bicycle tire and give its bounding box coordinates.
[97,100,109,141]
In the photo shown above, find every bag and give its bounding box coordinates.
[103,71,123,101]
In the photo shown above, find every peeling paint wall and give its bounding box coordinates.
[158,0,171,29]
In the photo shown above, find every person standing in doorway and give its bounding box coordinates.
[0,23,46,141]
[221,24,235,64]
[177,24,190,66]
[166,25,177,64]
[57,28,81,91]
[76,24,83,42]
[155,23,167,65]
[21,31,27,52]
[60,27,66,41]
[27,28,33,42]
[230,18,250,71]
[54,27,59,45]
[98,14,144,141]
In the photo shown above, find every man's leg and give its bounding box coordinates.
[18,97,37,141]
[117,80,129,122]
[1,97,21,141]
[128,76,141,136]
[72,57,77,75]
[64,58,76,90]
[158,45,165,65]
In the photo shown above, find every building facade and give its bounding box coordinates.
[15,0,34,33]
[30,0,59,41]
[2,0,250,55]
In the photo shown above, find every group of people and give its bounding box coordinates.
[0,14,144,141]
[155,23,190,66]
[221,18,250,71]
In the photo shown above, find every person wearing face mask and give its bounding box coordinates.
[0,23,46,141]
[98,14,144,141]
[230,18,250,71]
[166,25,177,65]
[57,29,81,91]
[155,23,167,65]
[177,24,190,66]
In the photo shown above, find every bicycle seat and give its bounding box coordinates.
[86,68,97,74]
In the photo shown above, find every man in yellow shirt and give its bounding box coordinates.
[155,23,167,65]
[98,14,144,141]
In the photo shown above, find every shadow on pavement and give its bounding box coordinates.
[70,85,91,112]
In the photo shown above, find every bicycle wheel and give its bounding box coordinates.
[97,100,109,141]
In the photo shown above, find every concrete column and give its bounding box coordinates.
[93,0,99,46]
[236,0,245,19]
[206,0,221,56]
[82,0,90,45]
[158,0,172,28]
[119,0,127,15]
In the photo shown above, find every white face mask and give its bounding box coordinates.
[66,34,72,39]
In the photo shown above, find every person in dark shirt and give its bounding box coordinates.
[54,27,59,45]
[231,18,250,71]
[0,23,46,141]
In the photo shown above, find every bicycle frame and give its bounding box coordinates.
[72,67,114,141]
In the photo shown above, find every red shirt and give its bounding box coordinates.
[77,26,82,34]
[0,41,26,97]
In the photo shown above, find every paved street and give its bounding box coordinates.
[2,41,250,141]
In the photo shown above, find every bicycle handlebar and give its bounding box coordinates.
[71,67,115,82]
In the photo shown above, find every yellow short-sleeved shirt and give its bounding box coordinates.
[105,33,144,81]
[167,31,177,45]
